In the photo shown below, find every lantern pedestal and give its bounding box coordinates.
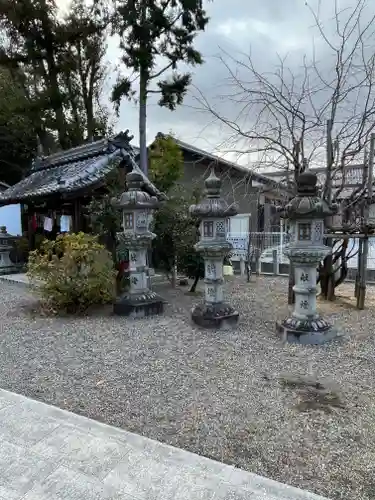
[276,247,339,344]
[192,303,239,329]
[114,292,164,317]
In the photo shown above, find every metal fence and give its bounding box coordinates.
[227,231,291,276]
[227,231,375,281]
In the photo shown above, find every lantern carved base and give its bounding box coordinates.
[113,291,164,318]
[276,316,341,345]
[192,302,239,329]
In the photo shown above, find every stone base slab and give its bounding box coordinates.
[0,265,21,275]
[276,317,341,345]
[113,292,164,318]
[192,303,239,329]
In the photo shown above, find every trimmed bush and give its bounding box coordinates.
[27,232,116,313]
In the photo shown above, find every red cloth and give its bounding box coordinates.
[31,213,37,231]
[119,260,129,274]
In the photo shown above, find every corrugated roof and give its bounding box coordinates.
[0,132,161,205]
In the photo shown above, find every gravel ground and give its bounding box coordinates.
[1,276,375,500]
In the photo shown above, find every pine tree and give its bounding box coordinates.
[110,0,210,174]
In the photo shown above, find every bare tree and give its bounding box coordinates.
[195,0,375,299]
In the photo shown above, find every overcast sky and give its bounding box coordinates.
[58,0,375,167]
[103,0,320,155]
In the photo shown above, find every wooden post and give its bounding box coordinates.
[27,204,36,252]
[73,198,81,232]
[357,133,374,309]
[355,238,363,298]
[357,234,368,309]
[288,262,295,304]
[272,249,278,275]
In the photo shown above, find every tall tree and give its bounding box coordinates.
[0,66,37,184]
[110,0,210,175]
[60,0,112,143]
[148,134,184,192]
[0,0,111,152]
[0,0,72,149]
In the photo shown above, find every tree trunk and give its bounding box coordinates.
[139,68,148,175]
[86,98,95,142]
[46,56,70,149]
[189,271,200,293]
[288,262,295,304]
[320,253,335,301]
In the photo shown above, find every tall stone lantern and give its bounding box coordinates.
[189,169,239,328]
[0,226,16,274]
[113,171,164,317]
[276,171,340,344]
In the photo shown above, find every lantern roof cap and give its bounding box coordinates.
[281,169,336,220]
[297,171,318,196]
[190,168,238,218]
[116,171,159,210]
[127,171,144,190]
[0,226,13,238]
[205,168,221,197]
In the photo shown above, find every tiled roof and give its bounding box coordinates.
[0,132,162,205]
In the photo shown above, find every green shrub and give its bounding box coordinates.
[27,232,116,313]
[12,233,46,264]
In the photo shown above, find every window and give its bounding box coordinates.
[203,221,214,237]
[216,220,225,236]
[314,221,323,242]
[298,222,311,241]
[124,213,134,229]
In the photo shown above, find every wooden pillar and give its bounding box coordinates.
[27,204,36,251]
[357,234,368,309]
[73,198,81,232]
[355,238,363,298]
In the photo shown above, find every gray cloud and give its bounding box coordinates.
[102,0,375,165]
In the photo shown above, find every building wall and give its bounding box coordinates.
[177,153,286,233]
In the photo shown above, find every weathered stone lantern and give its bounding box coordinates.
[276,171,340,344]
[0,226,16,274]
[189,169,239,328]
[113,171,163,317]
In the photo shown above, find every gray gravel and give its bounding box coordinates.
[1,277,375,500]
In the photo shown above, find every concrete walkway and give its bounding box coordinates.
[0,389,329,500]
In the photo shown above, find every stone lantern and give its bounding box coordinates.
[276,171,340,344]
[113,171,163,317]
[0,226,16,274]
[189,169,239,328]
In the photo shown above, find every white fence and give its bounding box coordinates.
[227,231,375,280]
[227,231,291,276]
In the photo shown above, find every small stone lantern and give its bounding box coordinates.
[113,171,164,317]
[0,226,16,274]
[276,171,340,344]
[189,169,239,328]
